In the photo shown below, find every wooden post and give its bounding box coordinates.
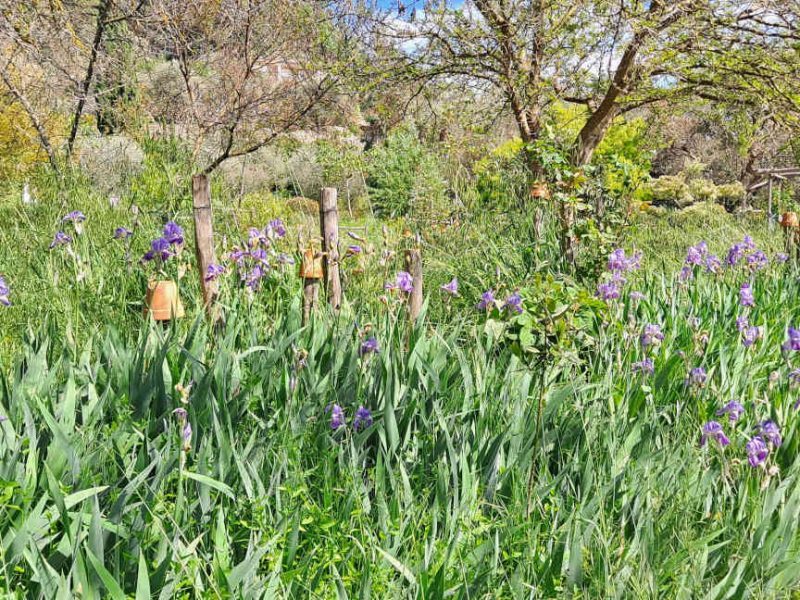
[319,188,342,310]
[303,280,318,324]
[192,174,221,324]
[405,248,423,321]
[768,176,774,231]
[300,245,323,325]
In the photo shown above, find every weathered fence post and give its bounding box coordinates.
[768,176,774,231]
[192,174,221,324]
[319,187,342,310]
[405,248,423,321]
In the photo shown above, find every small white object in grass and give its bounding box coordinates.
[22,182,33,205]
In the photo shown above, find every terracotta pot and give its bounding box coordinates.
[299,248,323,279]
[530,182,550,200]
[780,211,799,228]
[144,280,185,321]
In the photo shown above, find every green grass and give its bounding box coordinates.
[3,166,800,597]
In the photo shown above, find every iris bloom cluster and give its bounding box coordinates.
[327,404,373,432]
[385,271,414,293]
[142,221,184,264]
[596,248,642,301]
[0,275,10,306]
[226,219,288,291]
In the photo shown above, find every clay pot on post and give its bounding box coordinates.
[530,182,551,201]
[300,247,323,324]
[780,211,799,229]
[144,280,185,321]
[780,211,800,262]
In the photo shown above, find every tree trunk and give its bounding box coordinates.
[66,0,112,158]
[573,38,641,167]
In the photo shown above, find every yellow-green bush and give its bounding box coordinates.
[0,100,67,179]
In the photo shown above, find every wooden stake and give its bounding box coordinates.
[302,278,319,325]
[319,188,342,310]
[768,176,774,231]
[192,174,222,324]
[405,248,423,321]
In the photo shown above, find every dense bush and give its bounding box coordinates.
[365,126,447,217]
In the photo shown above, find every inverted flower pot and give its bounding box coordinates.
[780,211,799,229]
[144,280,185,321]
[299,248,323,279]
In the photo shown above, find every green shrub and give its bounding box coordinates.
[717,182,747,209]
[473,138,530,208]
[648,174,694,207]
[688,178,719,203]
[365,126,447,217]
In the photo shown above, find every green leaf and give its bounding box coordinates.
[136,551,151,600]
[183,471,235,500]
[85,548,126,600]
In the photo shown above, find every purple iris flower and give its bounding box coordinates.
[250,248,269,264]
[0,276,10,306]
[267,218,287,239]
[775,253,789,263]
[687,367,707,387]
[743,235,756,250]
[596,281,620,301]
[204,263,225,282]
[148,237,173,262]
[359,337,379,356]
[49,231,73,249]
[327,404,345,430]
[173,407,188,422]
[746,436,769,467]
[248,227,267,247]
[607,249,628,272]
[353,406,373,431]
[679,266,693,281]
[716,401,744,423]
[757,420,782,447]
[347,245,362,255]
[789,369,800,387]
[783,327,800,352]
[441,277,459,296]
[632,358,654,375]
[62,210,86,223]
[182,421,192,443]
[228,248,248,264]
[113,226,132,240]
[705,254,722,274]
[685,244,705,266]
[163,221,184,246]
[245,265,265,290]
[747,250,768,270]
[742,326,762,347]
[477,289,496,311]
[396,271,413,293]
[504,292,523,314]
[739,282,755,307]
[726,243,744,267]
[640,324,664,349]
[608,249,642,273]
[736,316,749,332]
[630,291,645,302]
[387,272,414,293]
[700,421,730,447]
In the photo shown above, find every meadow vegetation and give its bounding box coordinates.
[2,0,800,597]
